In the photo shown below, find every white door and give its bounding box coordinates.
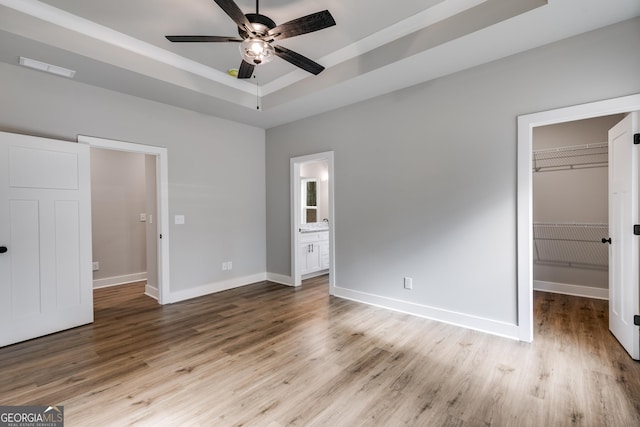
[608,112,639,360]
[0,131,93,347]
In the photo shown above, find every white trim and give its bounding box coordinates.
[334,287,519,340]
[266,272,294,286]
[517,93,640,343]
[93,272,147,289]
[166,273,267,304]
[290,151,336,295]
[78,135,171,305]
[145,284,159,300]
[533,280,608,300]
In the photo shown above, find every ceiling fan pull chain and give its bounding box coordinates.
[255,75,260,110]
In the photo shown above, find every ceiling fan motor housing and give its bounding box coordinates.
[239,13,276,39]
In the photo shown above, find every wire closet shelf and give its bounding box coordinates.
[533,222,608,270]
[532,142,608,172]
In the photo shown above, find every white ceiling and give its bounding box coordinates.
[0,0,638,128]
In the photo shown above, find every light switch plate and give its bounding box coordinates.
[404,277,413,290]
[175,215,185,225]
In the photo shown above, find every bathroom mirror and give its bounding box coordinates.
[301,178,317,224]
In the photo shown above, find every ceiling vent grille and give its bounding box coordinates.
[19,56,76,78]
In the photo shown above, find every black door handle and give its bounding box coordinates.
[602,238,612,244]
[0,246,7,254]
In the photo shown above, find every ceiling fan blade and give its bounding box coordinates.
[238,60,255,79]
[274,45,324,75]
[213,0,254,35]
[267,10,335,41]
[166,35,243,42]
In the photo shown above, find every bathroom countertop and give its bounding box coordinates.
[299,223,329,233]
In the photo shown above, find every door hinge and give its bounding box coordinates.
[635,225,640,236]
[634,315,640,326]
[634,133,640,145]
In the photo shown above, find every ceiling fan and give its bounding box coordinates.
[166,0,336,79]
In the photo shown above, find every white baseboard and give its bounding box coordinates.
[166,273,268,304]
[145,284,159,300]
[266,272,294,286]
[333,287,519,340]
[93,272,147,289]
[533,280,608,300]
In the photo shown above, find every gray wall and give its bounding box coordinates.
[265,18,640,325]
[532,115,624,289]
[90,147,147,284]
[0,61,266,294]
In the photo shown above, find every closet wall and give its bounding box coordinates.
[532,114,625,293]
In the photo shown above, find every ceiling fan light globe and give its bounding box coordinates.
[240,39,275,65]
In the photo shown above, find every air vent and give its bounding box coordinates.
[19,56,76,79]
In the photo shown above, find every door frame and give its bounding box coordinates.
[517,93,640,342]
[78,135,171,304]
[290,151,335,292]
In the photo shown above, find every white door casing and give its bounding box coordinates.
[0,131,93,347]
[78,135,170,304]
[608,112,640,361]
[290,151,335,291]
[517,93,640,343]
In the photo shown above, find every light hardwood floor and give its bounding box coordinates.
[1,276,639,426]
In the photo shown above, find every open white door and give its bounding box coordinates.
[608,112,640,360]
[0,131,93,347]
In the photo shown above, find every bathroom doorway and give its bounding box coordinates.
[290,151,335,292]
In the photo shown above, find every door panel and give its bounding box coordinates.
[9,200,41,317]
[608,112,639,360]
[9,146,79,189]
[0,131,92,347]
[56,200,82,308]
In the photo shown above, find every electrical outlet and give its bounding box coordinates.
[227,261,232,270]
[92,262,99,271]
[404,277,413,290]
[222,262,228,271]
[139,213,147,222]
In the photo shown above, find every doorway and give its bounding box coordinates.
[90,148,152,296]
[78,135,171,304]
[517,93,640,343]
[290,151,335,292]
[531,115,622,300]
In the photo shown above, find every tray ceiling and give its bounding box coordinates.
[0,0,638,128]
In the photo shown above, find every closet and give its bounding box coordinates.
[531,115,623,294]
[532,143,608,270]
